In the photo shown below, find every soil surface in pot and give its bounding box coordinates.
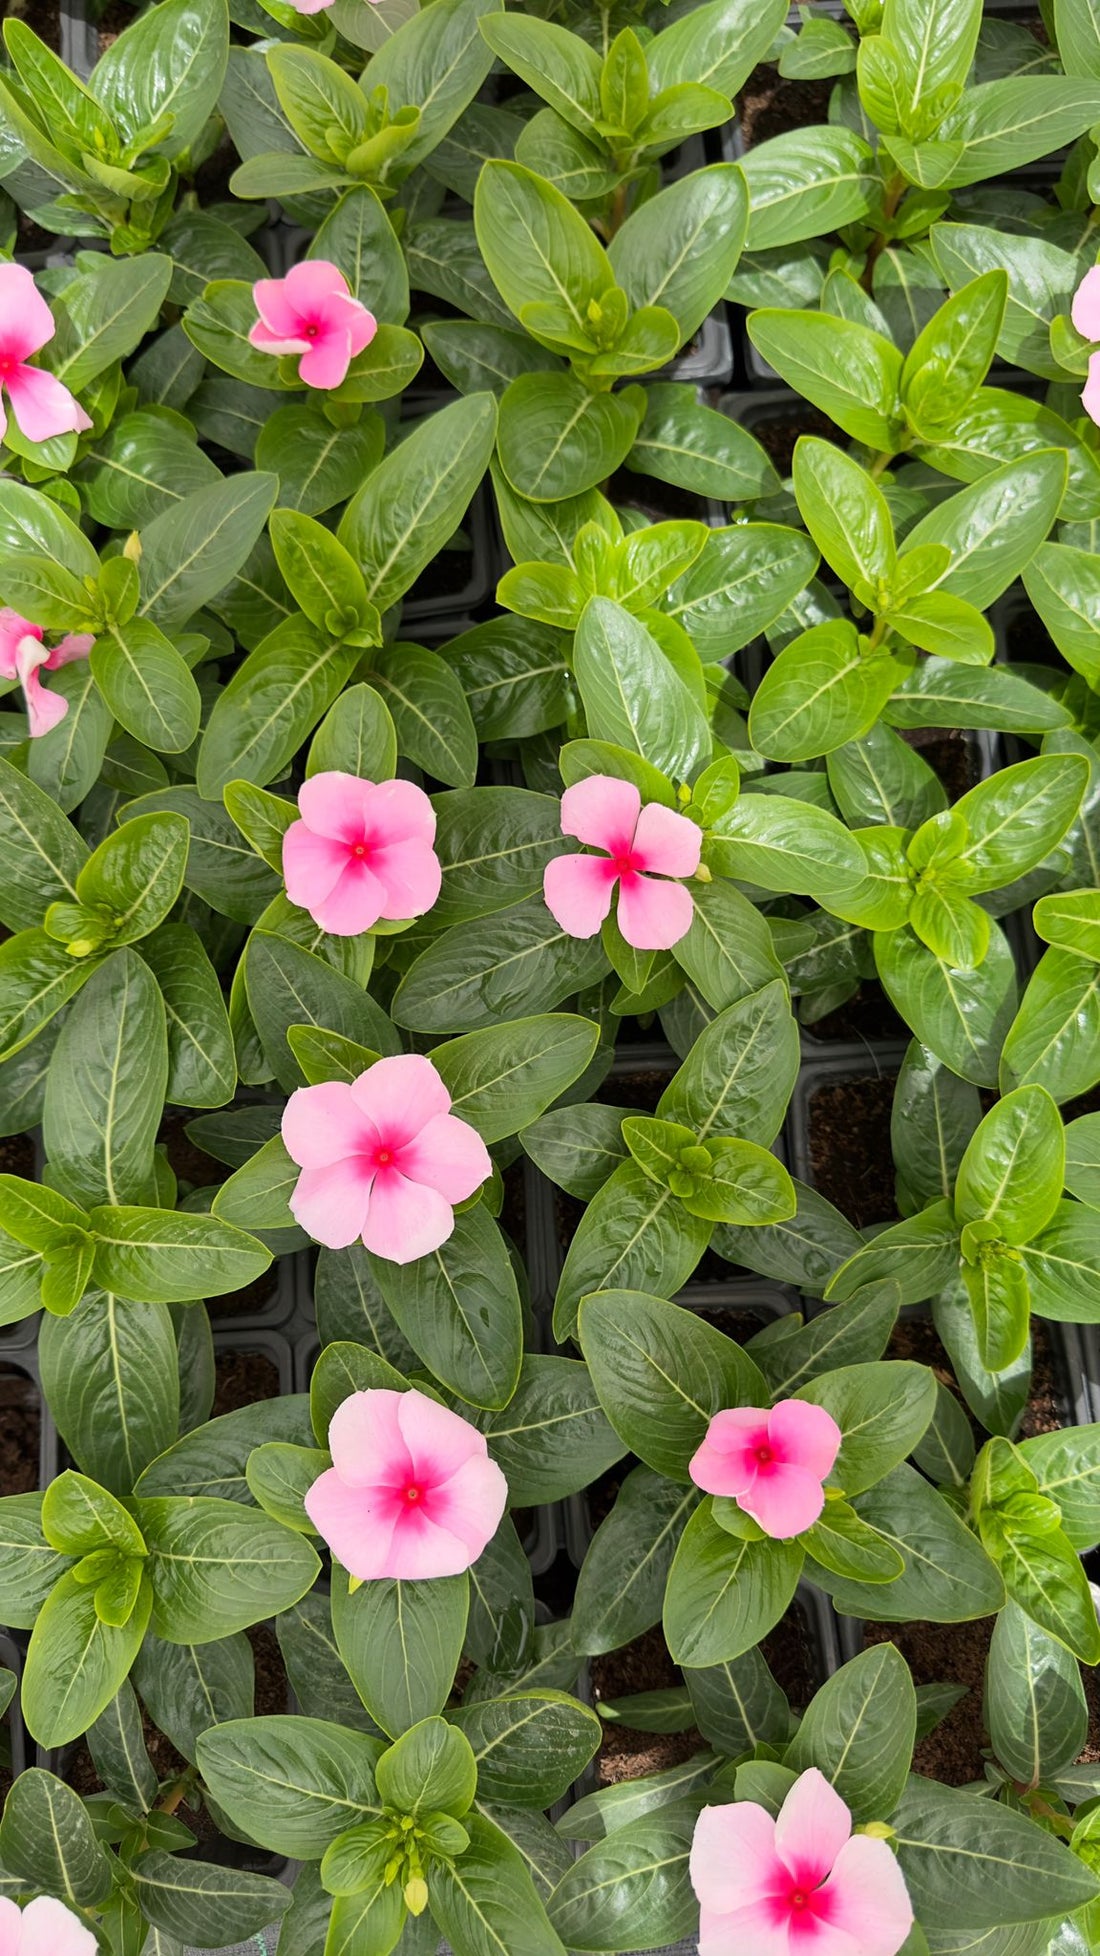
[888,1314,1066,1440]
[207,1271,282,1324]
[807,1071,900,1229]
[6,0,61,52]
[608,467,715,524]
[590,1627,704,1786]
[864,1615,1100,1784]
[802,983,907,1045]
[212,1347,281,1416]
[748,406,834,476]
[0,1367,39,1495]
[900,727,980,802]
[158,1113,220,1194]
[737,66,837,147]
[0,1136,35,1179]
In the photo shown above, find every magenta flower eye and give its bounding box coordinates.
[542,773,702,952]
[304,1386,508,1581]
[690,1769,913,1956]
[0,264,91,448]
[281,1052,492,1264]
[249,260,378,390]
[689,1398,842,1539]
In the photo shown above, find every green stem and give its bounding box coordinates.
[860,171,907,293]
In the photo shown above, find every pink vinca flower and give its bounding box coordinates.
[282,771,441,937]
[543,775,702,952]
[305,1387,508,1581]
[691,1768,913,1956]
[1072,265,1100,426]
[249,260,377,389]
[690,1399,842,1539]
[282,1052,492,1263]
[0,608,94,738]
[0,263,92,446]
[0,1894,98,1956]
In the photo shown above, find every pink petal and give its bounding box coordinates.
[346,304,378,357]
[0,262,55,358]
[362,1167,455,1264]
[424,1451,508,1563]
[350,1054,451,1146]
[776,1770,851,1890]
[1082,350,1100,429]
[742,1462,828,1539]
[543,852,618,938]
[249,320,310,358]
[1072,264,1100,342]
[398,1387,487,1483]
[298,331,355,391]
[252,276,311,342]
[285,259,356,314]
[394,1111,491,1206]
[769,1400,842,1481]
[19,665,68,738]
[303,1468,402,1579]
[691,1802,783,1915]
[689,1408,768,1497]
[282,819,354,914]
[285,0,336,15]
[309,857,388,935]
[384,1503,483,1579]
[5,363,91,441]
[0,609,38,677]
[371,837,442,920]
[290,1157,375,1250]
[19,1896,99,1956]
[297,770,379,843]
[362,779,438,848]
[0,1897,18,1956]
[632,801,702,878]
[820,1836,914,1956]
[326,1387,410,1488]
[282,1081,379,1170]
[46,632,95,669]
[559,774,641,853]
[616,870,694,950]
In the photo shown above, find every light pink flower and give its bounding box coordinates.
[691,1769,913,1956]
[1071,268,1100,426]
[305,1386,508,1581]
[542,775,701,952]
[249,260,377,389]
[0,263,92,446]
[690,1399,842,1540]
[0,608,94,738]
[0,1894,98,1955]
[282,1052,492,1263]
[282,771,441,937]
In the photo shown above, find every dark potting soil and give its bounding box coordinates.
[0,1135,35,1179]
[690,1305,777,1345]
[807,1072,900,1229]
[158,1113,219,1193]
[212,1348,281,1417]
[591,1626,704,1786]
[750,407,835,477]
[0,1367,39,1496]
[595,1069,674,1113]
[762,1597,821,1712]
[608,467,714,524]
[900,728,979,802]
[499,1159,527,1259]
[737,66,837,148]
[6,0,62,53]
[864,1618,992,1785]
[889,1314,1065,1441]
[802,983,907,1044]
[207,1271,280,1323]
[94,0,134,53]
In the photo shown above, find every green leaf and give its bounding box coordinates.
[798,1360,937,1496]
[136,1495,320,1641]
[0,1767,111,1910]
[91,0,229,158]
[573,596,711,783]
[628,383,779,503]
[129,1849,292,1946]
[197,1715,384,1857]
[579,1290,766,1483]
[949,753,1088,892]
[658,978,799,1146]
[746,309,903,448]
[434,1812,569,1956]
[785,1644,916,1819]
[48,253,174,394]
[197,618,358,799]
[937,76,1100,187]
[609,165,748,341]
[1000,949,1100,1104]
[371,1203,520,1409]
[0,754,88,933]
[331,1568,468,1738]
[141,923,236,1110]
[0,929,105,1062]
[89,1205,271,1305]
[553,1159,711,1345]
[39,1294,179,1497]
[987,1603,1087,1786]
[450,1692,599,1808]
[749,619,903,763]
[1020,1201,1100,1325]
[572,1466,698,1657]
[664,1503,802,1665]
[547,1801,698,1954]
[139,472,278,632]
[1033,889,1100,965]
[901,451,1068,609]
[1024,543,1100,689]
[22,1568,152,1747]
[42,949,165,1209]
[901,272,1007,434]
[91,616,202,756]
[393,894,606,1037]
[367,641,478,789]
[875,921,1018,1088]
[432,1014,598,1143]
[496,373,644,502]
[470,1355,625,1506]
[809,1462,1004,1622]
[739,128,878,250]
[363,0,499,173]
[338,394,496,612]
[244,930,397,1091]
[892,1777,1100,1930]
[955,1087,1064,1245]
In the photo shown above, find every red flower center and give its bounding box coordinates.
[611,850,642,878]
[755,1444,774,1465]
[0,357,11,377]
[376,1148,393,1167]
[404,1484,423,1503]
[790,1889,809,1913]
[352,842,369,859]
[304,323,319,338]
